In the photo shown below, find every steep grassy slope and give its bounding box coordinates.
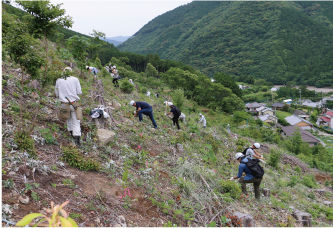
[2,40,333,226]
[118,1,333,87]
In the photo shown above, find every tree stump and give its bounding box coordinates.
[176,143,184,153]
[262,188,271,197]
[190,133,196,139]
[316,189,325,196]
[323,201,332,207]
[233,212,254,227]
[292,209,312,227]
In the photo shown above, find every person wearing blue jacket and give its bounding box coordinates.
[230,153,263,199]
[130,100,158,129]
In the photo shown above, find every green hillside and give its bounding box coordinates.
[118,1,333,87]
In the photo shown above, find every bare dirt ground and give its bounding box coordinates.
[274,85,333,93]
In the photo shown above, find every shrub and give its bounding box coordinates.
[302,174,317,188]
[217,180,242,199]
[287,176,298,187]
[171,89,185,110]
[2,80,7,86]
[62,145,100,171]
[14,130,36,157]
[233,111,249,123]
[120,79,134,93]
[267,148,282,170]
[100,68,109,77]
[294,165,302,175]
[276,178,287,188]
[140,86,147,94]
[255,118,263,126]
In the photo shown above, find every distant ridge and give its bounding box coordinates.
[118,1,333,87]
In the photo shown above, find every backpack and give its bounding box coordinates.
[174,106,182,116]
[242,147,251,156]
[241,159,264,179]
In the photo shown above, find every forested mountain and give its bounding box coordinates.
[118,1,333,87]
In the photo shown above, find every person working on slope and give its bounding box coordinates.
[198,113,206,128]
[230,153,263,200]
[112,66,121,87]
[86,66,98,76]
[244,143,263,160]
[55,67,82,146]
[130,100,158,129]
[165,102,181,130]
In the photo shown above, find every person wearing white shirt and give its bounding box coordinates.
[55,68,82,146]
[198,113,206,128]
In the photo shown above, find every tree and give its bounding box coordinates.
[146,63,158,77]
[4,11,45,126]
[171,90,185,110]
[67,35,89,76]
[16,0,73,131]
[213,72,243,98]
[87,29,105,59]
[233,111,249,124]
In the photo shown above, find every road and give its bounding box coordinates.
[274,85,333,93]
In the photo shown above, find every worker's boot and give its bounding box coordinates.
[74,136,81,147]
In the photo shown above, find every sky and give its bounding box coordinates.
[45,0,193,38]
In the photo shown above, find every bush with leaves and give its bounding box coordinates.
[61,145,100,171]
[120,79,134,93]
[14,130,36,157]
[171,89,185,110]
[267,148,282,170]
[216,179,241,199]
[302,174,317,188]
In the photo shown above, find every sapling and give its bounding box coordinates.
[16,201,78,227]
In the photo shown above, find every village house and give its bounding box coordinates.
[317,111,333,128]
[258,114,278,124]
[293,110,309,121]
[270,87,279,92]
[302,99,322,108]
[281,126,321,147]
[245,102,264,113]
[257,106,274,116]
[285,115,313,130]
[272,102,285,110]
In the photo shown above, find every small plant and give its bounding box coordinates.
[31,191,40,201]
[61,145,100,171]
[267,148,282,170]
[14,130,36,157]
[120,79,134,93]
[216,179,242,199]
[16,201,78,227]
[294,165,302,175]
[51,165,59,171]
[69,213,82,222]
[62,179,77,188]
[287,176,298,187]
[3,178,14,189]
[302,174,317,188]
[51,183,57,188]
[39,128,59,145]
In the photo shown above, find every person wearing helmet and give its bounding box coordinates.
[129,100,158,129]
[86,66,98,76]
[165,102,181,130]
[245,143,263,160]
[198,113,206,128]
[230,153,263,199]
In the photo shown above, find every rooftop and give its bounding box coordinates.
[281,126,320,143]
[272,102,285,108]
[293,110,307,116]
[285,115,313,126]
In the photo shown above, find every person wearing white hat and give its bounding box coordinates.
[129,100,158,129]
[198,113,206,128]
[244,143,263,160]
[165,102,181,130]
[129,79,134,85]
[86,66,98,75]
[55,68,82,146]
[230,153,263,199]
